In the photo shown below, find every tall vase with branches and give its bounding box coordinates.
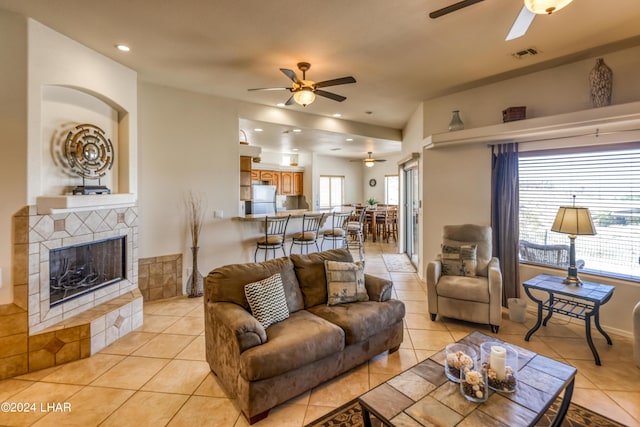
[185,192,206,297]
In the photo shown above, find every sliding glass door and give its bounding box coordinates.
[403,164,419,267]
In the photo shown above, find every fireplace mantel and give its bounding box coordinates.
[36,194,137,215]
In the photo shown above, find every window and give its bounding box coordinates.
[385,175,399,205]
[319,176,344,208]
[519,145,640,280]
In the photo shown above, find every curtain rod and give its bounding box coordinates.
[488,126,640,147]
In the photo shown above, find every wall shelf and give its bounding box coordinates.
[424,101,640,149]
[36,194,137,214]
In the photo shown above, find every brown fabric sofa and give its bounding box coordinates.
[204,248,405,424]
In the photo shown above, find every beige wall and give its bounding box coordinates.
[412,45,640,335]
[0,10,27,304]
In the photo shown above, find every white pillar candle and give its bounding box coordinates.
[490,346,507,380]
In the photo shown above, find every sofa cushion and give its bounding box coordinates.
[441,244,477,277]
[308,300,405,345]
[436,274,490,303]
[291,248,354,308]
[325,260,368,306]
[205,256,304,313]
[239,310,345,381]
[245,273,290,329]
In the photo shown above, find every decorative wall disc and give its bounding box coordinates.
[64,124,114,179]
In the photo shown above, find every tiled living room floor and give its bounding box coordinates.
[1,241,639,426]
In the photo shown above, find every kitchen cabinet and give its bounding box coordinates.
[293,172,303,195]
[251,170,260,181]
[280,172,293,195]
[259,170,276,184]
[240,156,252,201]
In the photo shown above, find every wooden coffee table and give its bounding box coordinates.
[358,331,576,427]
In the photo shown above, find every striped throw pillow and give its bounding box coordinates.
[244,273,289,329]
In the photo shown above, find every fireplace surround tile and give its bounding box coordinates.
[1,205,141,380]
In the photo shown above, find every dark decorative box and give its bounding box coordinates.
[502,106,526,122]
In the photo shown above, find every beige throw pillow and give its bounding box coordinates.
[244,273,290,329]
[441,244,478,277]
[324,260,369,306]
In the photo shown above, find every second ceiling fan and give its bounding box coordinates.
[248,62,356,107]
[350,152,387,168]
[428,0,574,41]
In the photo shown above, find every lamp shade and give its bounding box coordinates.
[524,0,573,14]
[551,206,596,236]
[293,89,316,106]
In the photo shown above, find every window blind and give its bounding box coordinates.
[519,146,640,280]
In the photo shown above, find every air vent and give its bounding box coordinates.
[512,47,540,59]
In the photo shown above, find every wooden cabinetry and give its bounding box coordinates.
[280,172,293,195]
[293,172,303,195]
[251,169,303,195]
[240,156,252,201]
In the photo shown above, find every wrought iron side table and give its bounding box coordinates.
[523,274,615,365]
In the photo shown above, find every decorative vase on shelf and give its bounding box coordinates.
[448,110,464,131]
[186,246,203,298]
[589,58,613,108]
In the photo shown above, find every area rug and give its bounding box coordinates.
[304,398,626,427]
[382,254,416,272]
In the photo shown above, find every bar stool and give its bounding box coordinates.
[321,211,352,250]
[290,213,325,254]
[254,215,290,262]
[346,208,367,259]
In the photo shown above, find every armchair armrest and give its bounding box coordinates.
[364,274,393,301]
[209,301,267,353]
[487,257,503,327]
[426,260,442,315]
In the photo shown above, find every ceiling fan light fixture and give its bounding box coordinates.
[293,88,316,106]
[524,0,573,14]
[364,159,375,168]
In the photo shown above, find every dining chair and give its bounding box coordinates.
[254,215,290,262]
[290,213,325,254]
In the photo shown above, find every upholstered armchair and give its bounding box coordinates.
[427,224,503,333]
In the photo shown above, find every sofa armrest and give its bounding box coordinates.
[426,260,441,315]
[364,274,393,302]
[210,302,267,353]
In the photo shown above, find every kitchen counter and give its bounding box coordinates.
[233,208,353,222]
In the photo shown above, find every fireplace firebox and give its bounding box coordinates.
[49,236,126,307]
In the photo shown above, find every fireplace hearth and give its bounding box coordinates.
[49,236,126,307]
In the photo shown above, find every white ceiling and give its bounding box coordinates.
[3,0,640,157]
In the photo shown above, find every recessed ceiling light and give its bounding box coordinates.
[292,148,299,152]
[115,44,130,52]
[292,129,302,133]
[254,128,263,132]
[332,113,342,118]
[276,103,286,107]
[345,138,353,142]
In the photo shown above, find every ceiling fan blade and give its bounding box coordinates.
[315,90,347,102]
[505,6,536,41]
[284,95,295,106]
[315,76,356,88]
[429,0,484,19]
[373,159,387,162]
[280,68,300,83]
[247,87,290,91]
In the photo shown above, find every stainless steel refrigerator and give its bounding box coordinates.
[250,185,276,215]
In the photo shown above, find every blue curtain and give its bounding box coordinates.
[491,143,520,306]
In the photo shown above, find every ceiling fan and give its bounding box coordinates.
[428,0,574,41]
[350,152,387,168]
[248,62,356,107]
